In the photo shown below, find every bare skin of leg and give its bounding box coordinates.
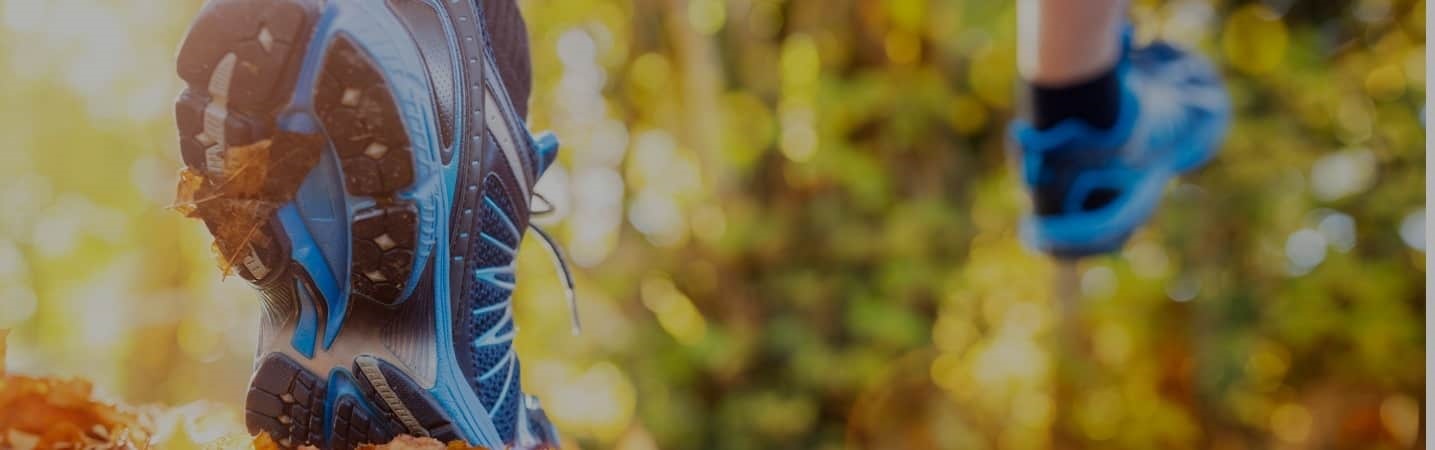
[1017,0,1128,86]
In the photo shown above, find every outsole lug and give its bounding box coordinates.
[310,36,420,307]
[350,203,419,305]
[176,0,317,111]
[247,354,327,449]
[316,38,417,195]
[331,396,396,449]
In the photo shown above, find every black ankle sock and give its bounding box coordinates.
[482,0,532,118]
[1028,67,1121,130]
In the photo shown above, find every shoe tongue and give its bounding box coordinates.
[482,0,532,119]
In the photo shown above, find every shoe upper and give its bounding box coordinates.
[367,0,561,444]
[1011,35,1231,256]
[445,5,560,447]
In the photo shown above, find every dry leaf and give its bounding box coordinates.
[172,167,208,218]
[356,435,449,449]
[251,432,282,450]
[173,138,322,278]
[0,375,151,449]
[251,433,494,450]
[221,140,275,198]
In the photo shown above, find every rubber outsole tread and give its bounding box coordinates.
[174,0,322,284]
[249,354,409,450]
[313,36,421,307]
[316,39,416,196]
[353,357,463,442]
[350,203,419,304]
[330,397,395,449]
[247,354,326,448]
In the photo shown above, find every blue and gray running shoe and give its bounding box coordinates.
[173,0,568,447]
[1010,36,1231,258]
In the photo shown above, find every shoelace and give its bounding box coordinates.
[528,193,581,335]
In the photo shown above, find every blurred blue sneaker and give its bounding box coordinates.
[173,0,567,448]
[1010,34,1231,258]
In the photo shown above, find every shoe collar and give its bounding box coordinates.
[1011,86,1140,187]
[1010,24,1141,186]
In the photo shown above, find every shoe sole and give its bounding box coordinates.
[174,0,467,447]
[176,0,420,306]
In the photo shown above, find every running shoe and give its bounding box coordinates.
[172,0,567,447]
[1010,34,1231,258]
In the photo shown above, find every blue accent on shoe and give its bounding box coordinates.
[1010,34,1231,258]
[279,203,341,356]
[533,132,560,176]
[461,185,525,442]
[291,145,352,350]
[321,369,389,445]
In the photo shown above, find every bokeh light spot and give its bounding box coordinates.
[1398,208,1425,251]
[1270,403,1313,443]
[1380,394,1421,448]
[641,276,708,346]
[1222,4,1287,75]
[1310,149,1377,201]
[1286,228,1327,273]
[687,0,726,36]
